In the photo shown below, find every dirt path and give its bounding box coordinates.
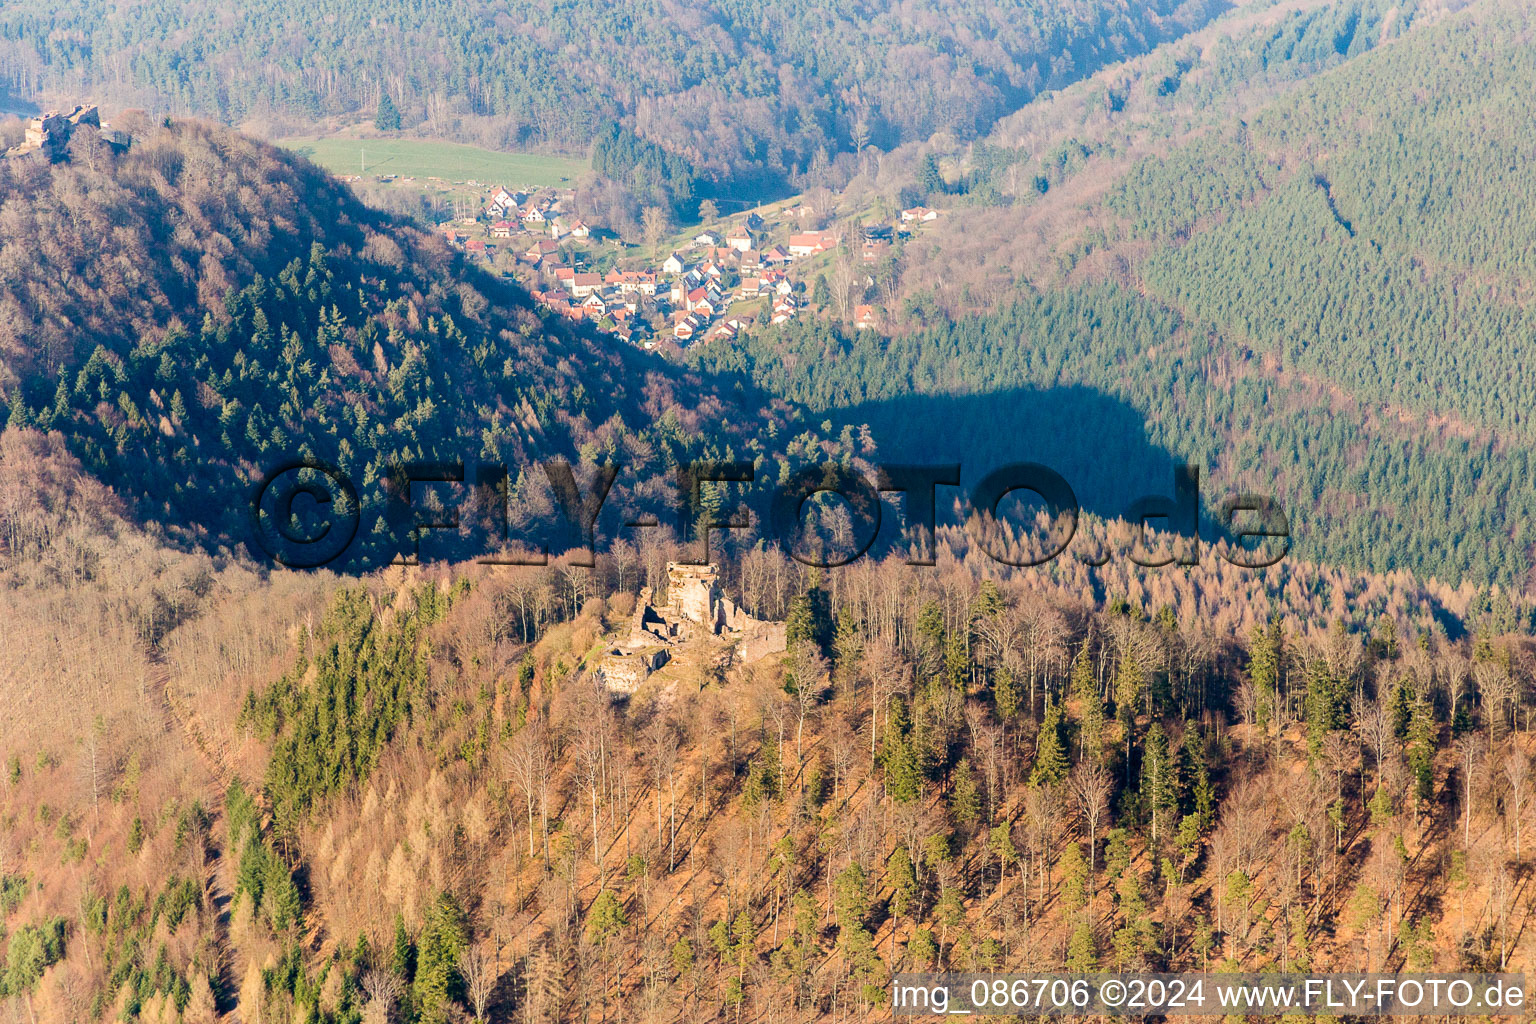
[146,647,240,1016]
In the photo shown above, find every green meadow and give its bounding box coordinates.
[283,137,586,187]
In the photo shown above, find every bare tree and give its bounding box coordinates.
[1477,661,1517,741]
[862,640,909,775]
[1443,653,1471,721]
[505,720,551,859]
[1354,696,1394,789]
[644,713,679,855]
[361,969,403,1024]
[1069,760,1111,875]
[831,251,859,322]
[1455,733,1483,850]
[459,945,498,1023]
[1024,783,1062,902]
[826,711,858,805]
[642,206,668,250]
[1504,748,1529,862]
[787,641,828,784]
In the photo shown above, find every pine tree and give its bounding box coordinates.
[263,853,302,933]
[1139,722,1179,844]
[1071,649,1105,761]
[986,824,1016,893]
[909,928,938,969]
[1066,922,1097,971]
[1246,618,1282,733]
[915,601,946,679]
[1183,727,1214,825]
[1407,696,1436,803]
[994,663,1022,723]
[587,890,628,943]
[1060,841,1089,913]
[949,759,981,829]
[1030,701,1069,787]
[881,699,923,803]
[812,274,832,306]
[375,93,402,131]
[670,936,694,981]
[784,584,833,654]
[944,628,970,690]
[414,892,468,1023]
[832,863,870,931]
[920,153,945,196]
[391,912,416,984]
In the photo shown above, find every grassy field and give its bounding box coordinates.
[283,137,586,187]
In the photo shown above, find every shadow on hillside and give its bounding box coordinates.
[836,384,1186,531]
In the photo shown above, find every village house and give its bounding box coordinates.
[662,253,687,274]
[524,238,560,262]
[787,231,837,257]
[725,227,752,252]
[487,186,518,217]
[673,312,701,340]
[693,230,722,247]
[490,220,515,238]
[606,270,658,296]
[861,224,894,262]
[854,305,880,330]
[901,206,939,223]
[570,272,602,297]
[569,219,591,238]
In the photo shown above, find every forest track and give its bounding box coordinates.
[146,646,240,1015]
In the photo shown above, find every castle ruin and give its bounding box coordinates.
[596,563,786,694]
[7,104,130,161]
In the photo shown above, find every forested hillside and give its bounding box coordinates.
[695,0,1536,589]
[0,0,1224,191]
[3,454,1535,1023]
[0,117,849,565]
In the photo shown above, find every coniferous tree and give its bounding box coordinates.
[949,759,982,829]
[1139,722,1178,845]
[1030,702,1069,787]
[375,93,402,131]
[414,893,468,1023]
[1071,649,1105,761]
